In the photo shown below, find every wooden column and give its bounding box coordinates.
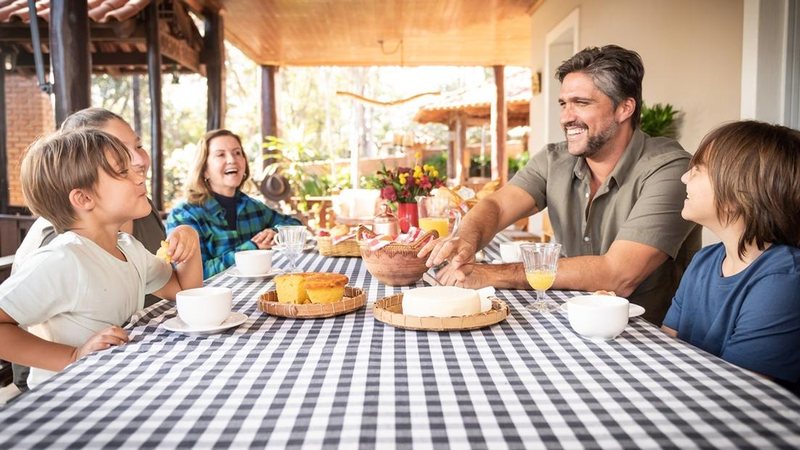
[205,9,225,130]
[260,65,278,138]
[50,1,90,126]
[446,113,469,183]
[491,65,508,184]
[446,120,457,182]
[146,0,164,211]
[0,53,8,214]
[132,75,142,137]
[452,115,468,183]
[260,65,278,171]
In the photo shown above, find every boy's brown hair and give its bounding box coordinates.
[21,129,132,233]
[185,129,250,205]
[691,120,800,257]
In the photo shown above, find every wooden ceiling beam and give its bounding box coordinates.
[14,51,195,73]
[158,22,202,75]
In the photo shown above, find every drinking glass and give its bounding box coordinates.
[520,243,562,312]
[275,225,308,272]
[416,196,462,238]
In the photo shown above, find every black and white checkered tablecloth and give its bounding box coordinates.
[2,242,800,449]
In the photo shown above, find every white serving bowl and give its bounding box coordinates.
[234,249,272,275]
[176,287,232,328]
[566,294,629,340]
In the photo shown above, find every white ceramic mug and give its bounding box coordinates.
[566,294,629,340]
[176,287,232,328]
[235,249,272,275]
[498,241,525,263]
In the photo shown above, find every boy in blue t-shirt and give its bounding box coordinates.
[0,129,203,388]
[662,121,800,395]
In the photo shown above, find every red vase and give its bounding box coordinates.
[396,202,419,233]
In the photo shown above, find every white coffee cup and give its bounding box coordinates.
[566,294,629,340]
[499,241,525,263]
[176,287,232,328]
[235,250,272,275]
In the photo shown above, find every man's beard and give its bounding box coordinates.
[564,119,618,158]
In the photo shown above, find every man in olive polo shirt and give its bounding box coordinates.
[419,45,700,324]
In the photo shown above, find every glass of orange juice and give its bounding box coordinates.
[416,196,462,238]
[520,243,561,312]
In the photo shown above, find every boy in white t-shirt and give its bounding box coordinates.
[0,129,203,388]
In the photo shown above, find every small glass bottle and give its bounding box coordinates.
[372,203,399,238]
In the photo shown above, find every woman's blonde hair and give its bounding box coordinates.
[21,129,131,233]
[691,120,800,258]
[186,129,250,204]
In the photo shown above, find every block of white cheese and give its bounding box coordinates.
[402,286,481,317]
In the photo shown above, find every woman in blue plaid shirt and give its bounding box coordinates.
[167,129,302,278]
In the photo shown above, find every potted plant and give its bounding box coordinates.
[640,102,681,138]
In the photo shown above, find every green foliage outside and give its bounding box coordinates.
[508,152,530,177]
[424,152,447,177]
[640,103,680,138]
[469,152,529,178]
[261,135,351,211]
[91,44,528,210]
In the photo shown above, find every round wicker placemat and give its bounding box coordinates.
[258,286,365,318]
[373,293,509,331]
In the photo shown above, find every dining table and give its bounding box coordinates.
[1,237,800,449]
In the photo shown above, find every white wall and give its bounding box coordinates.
[527,0,744,245]
[528,0,744,155]
[741,0,791,123]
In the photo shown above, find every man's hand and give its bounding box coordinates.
[418,235,477,273]
[436,262,530,289]
[70,326,129,363]
[435,262,489,288]
[164,225,200,264]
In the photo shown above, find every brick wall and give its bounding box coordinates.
[5,74,55,206]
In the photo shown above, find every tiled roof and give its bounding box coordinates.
[0,0,151,24]
[414,70,532,126]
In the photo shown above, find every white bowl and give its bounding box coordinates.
[176,287,232,328]
[566,294,629,340]
[235,250,272,275]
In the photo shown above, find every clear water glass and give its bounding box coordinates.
[520,243,562,312]
[276,225,307,272]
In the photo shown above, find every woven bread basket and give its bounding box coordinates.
[373,293,509,331]
[317,235,361,257]
[258,286,365,318]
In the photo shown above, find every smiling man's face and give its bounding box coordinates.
[558,72,623,158]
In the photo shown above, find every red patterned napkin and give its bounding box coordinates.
[366,227,424,251]
[332,233,357,245]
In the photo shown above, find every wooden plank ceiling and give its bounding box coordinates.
[188,0,540,66]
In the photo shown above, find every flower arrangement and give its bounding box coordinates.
[375,163,446,204]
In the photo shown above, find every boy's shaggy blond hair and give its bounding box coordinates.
[21,129,131,233]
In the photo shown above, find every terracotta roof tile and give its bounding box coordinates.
[0,0,151,24]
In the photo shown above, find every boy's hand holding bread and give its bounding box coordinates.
[157,225,199,264]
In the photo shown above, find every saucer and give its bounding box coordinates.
[228,267,284,279]
[273,242,316,252]
[559,302,645,318]
[162,312,248,335]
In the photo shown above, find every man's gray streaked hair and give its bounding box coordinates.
[555,45,644,129]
